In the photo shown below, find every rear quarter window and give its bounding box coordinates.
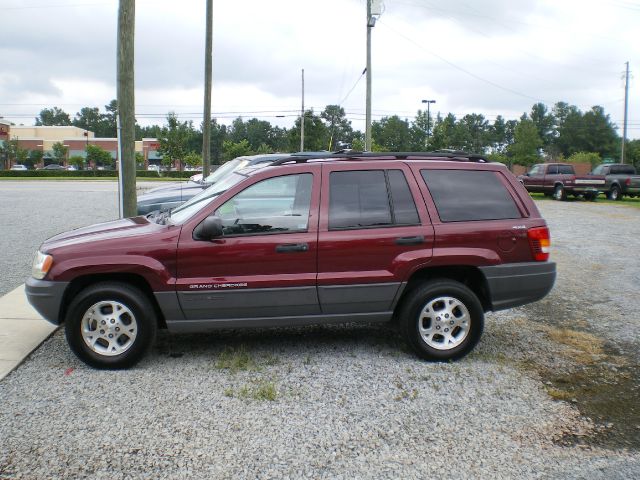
[420,169,521,222]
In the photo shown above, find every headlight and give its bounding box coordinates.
[32,251,53,280]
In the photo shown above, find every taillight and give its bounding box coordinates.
[528,226,550,261]
[625,178,631,186]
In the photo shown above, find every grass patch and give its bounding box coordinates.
[214,345,257,373]
[224,380,278,401]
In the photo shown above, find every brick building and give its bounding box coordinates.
[0,124,162,169]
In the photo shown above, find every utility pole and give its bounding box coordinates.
[365,0,372,151]
[621,61,630,164]
[202,0,213,177]
[365,0,381,151]
[300,68,305,152]
[117,0,136,218]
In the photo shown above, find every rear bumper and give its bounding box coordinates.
[480,262,556,311]
[25,277,69,325]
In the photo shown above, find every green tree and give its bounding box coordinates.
[73,107,103,134]
[68,155,86,169]
[35,107,72,126]
[529,103,555,147]
[86,144,113,168]
[508,120,542,166]
[430,113,459,151]
[27,149,44,169]
[409,109,430,151]
[566,152,601,169]
[245,118,273,151]
[289,110,329,152]
[626,139,640,171]
[223,139,253,161]
[16,147,29,166]
[490,116,508,153]
[0,138,19,169]
[183,152,202,168]
[157,113,193,170]
[372,115,412,151]
[321,105,353,150]
[229,117,248,144]
[51,142,69,164]
[457,114,490,153]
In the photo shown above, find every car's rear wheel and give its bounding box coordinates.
[65,282,157,369]
[398,280,484,361]
[607,185,622,201]
[553,185,566,201]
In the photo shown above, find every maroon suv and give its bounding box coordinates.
[26,152,556,368]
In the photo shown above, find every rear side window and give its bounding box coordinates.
[558,165,574,174]
[329,170,419,229]
[420,170,521,222]
[547,165,559,174]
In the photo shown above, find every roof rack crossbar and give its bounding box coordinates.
[270,151,488,166]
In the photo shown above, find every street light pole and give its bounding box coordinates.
[421,99,436,149]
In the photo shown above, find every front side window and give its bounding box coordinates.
[214,174,313,236]
[528,165,543,175]
[421,169,521,222]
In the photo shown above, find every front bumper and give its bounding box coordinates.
[25,277,69,325]
[480,262,556,311]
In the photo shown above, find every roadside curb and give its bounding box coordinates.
[0,285,58,381]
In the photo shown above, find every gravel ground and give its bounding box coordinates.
[0,184,639,478]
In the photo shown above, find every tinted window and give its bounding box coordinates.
[421,170,521,222]
[528,165,543,175]
[329,170,391,229]
[388,170,420,225]
[558,165,574,174]
[611,165,634,175]
[214,174,313,235]
[547,165,559,174]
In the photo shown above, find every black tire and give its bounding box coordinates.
[607,185,622,201]
[398,280,484,361]
[583,192,597,202]
[553,184,566,201]
[65,282,157,369]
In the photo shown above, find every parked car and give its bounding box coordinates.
[518,163,606,200]
[10,164,28,171]
[66,165,78,171]
[147,165,161,174]
[137,154,291,215]
[27,151,556,369]
[588,163,640,200]
[38,164,66,171]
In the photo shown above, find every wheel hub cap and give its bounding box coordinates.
[418,296,470,350]
[81,301,138,356]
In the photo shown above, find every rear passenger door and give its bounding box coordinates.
[317,163,434,316]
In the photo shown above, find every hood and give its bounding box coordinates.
[138,183,205,204]
[42,216,169,252]
[145,181,203,195]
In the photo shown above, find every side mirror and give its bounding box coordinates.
[194,215,224,240]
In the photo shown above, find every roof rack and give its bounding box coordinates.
[270,151,488,166]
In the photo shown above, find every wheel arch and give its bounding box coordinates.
[60,273,167,329]
[395,266,491,315]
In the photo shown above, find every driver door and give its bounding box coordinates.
[176,165,321,322]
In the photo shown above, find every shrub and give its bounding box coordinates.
[566,152,601,168]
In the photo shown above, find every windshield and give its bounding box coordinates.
[591,165,605,175]
[202,158,248,184]
[170,172,248,224]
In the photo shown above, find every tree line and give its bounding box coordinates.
[3,99,639,171]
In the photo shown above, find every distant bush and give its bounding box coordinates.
[566,152,601,168]
[0,170,163,178]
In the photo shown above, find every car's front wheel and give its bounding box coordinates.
[398,280,484,361]
[65,282,157,369]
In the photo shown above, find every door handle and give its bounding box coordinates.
[275,243,309,253]
[395,235,424,246]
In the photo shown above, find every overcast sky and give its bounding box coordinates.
[1,0,638,138]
